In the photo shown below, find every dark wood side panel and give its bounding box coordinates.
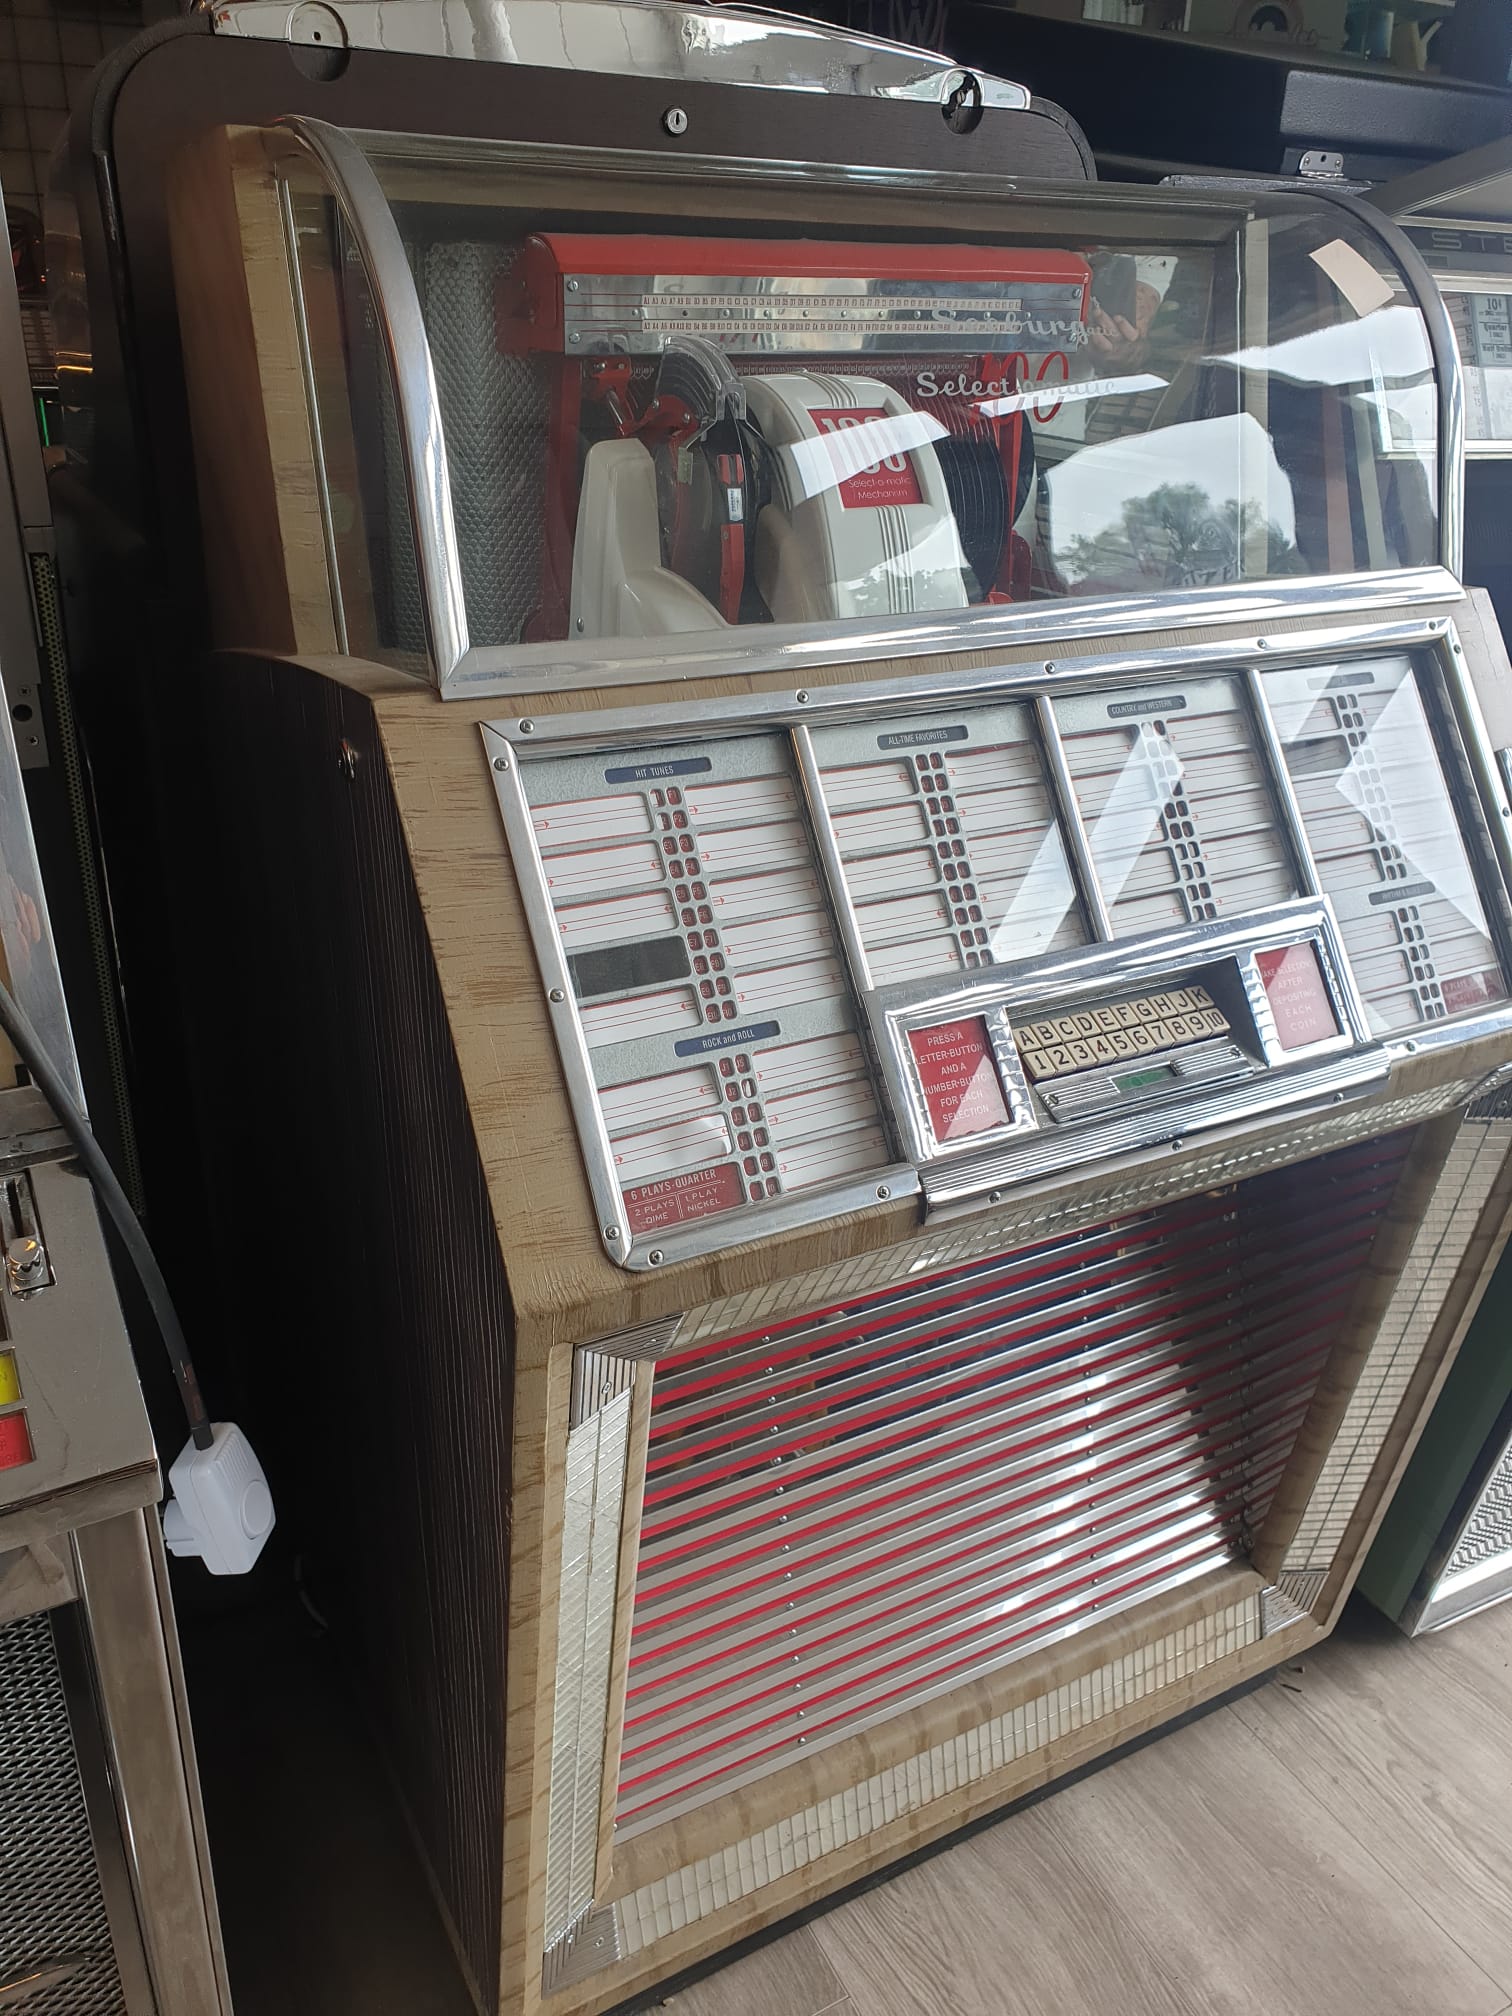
[180,653,513,2009]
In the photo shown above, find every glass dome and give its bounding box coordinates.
[270,118,1452,690]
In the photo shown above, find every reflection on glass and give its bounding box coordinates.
[292,140,1445,662]
[1264,656,1507,1032]
[1054,676,1296,937]
[1045,417,1303,595]
[813,702,1085,983]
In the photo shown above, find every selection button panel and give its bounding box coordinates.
[1016,985,1229,1082]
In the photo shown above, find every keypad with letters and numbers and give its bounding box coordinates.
[1015,987,1229,1081]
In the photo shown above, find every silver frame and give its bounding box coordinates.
[482,610,1512,1270]
[482,723,919,1273]
[218,0,1031,108]
[268,108,1467,697]
[880,899,1366,1166]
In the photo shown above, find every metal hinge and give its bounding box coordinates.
[1298,150,1345,181]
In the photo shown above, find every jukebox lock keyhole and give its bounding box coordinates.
[943,72,984,134]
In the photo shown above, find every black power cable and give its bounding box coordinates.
[0,972,213,1449]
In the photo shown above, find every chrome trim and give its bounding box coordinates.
[873,907,1361,1071]
[350,124,1067,202]
[556,268,1083,358]
[791,725,921,1160]
[277,173,349,657]
[448,570,1462,698]
[215,0,1031,109]
[911,903,1381,1208]
[481,722,917,1272]
[927,1049,1387,1212]
[1244,666,1322,902]
[641,1300,1316,1511]
[627,1519,1234,1742]
[569,1348,636,1424]
[541,1905,621,1995]
[545,1393,631,1947]
[1444,617,1512,900]
[1413,1554,1512,1635]
[485,610,1460,746]
[618,1550,1227,1833]
[639,1393,1307,1629]
[484,615,1512,1262]
[1384,999,1512,1070]
[1302,184,1466,581]
[266,80,1457,695]
[1258,1583,1312,1634]
[1035,693,1112,940]
[580,1311,686,1361]
[276,119,469,678]
[790,726,877,993]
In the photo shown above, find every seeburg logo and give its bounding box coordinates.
[914,351,1073,423]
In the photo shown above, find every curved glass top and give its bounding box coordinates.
[274,121,1450,689]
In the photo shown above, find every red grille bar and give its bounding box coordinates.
[617,1136,1409,1832]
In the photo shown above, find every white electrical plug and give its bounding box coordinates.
[162,1422,275,1575]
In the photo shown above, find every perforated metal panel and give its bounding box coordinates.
[0,1611,129,2015]
[617,1135,1407,1834]
[1446,1451,1512,1578]
[418,240,548,648]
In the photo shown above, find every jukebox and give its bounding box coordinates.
[46,4,1512,2011]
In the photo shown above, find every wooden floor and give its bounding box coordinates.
[662,1597,1512,2016]
[188,1593,1512,2016]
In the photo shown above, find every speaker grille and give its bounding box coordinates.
[0,1611,128,2015]
[617,1135,1407,1833]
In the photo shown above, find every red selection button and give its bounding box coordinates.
[0,1411,32,1473]
[909,1017,1011,1143]
[1255,943,1340,1051]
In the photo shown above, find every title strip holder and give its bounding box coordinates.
[482,610,1512,1268]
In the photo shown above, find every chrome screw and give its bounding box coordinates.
[548,987,565,1003]
[605,1227,620,1242]
[519,719,535,734]
[876,1185,891,1200]
[795,689,810,705]
[648,1249,665,1265]
[493,755,509,772]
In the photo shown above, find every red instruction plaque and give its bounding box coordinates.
[810,408,924,510]
[1255,944,1339,1052]
[909,1018,1011,1143]
[624,1162,744,1234]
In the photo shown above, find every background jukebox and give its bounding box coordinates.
[50,9,1512,2013]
